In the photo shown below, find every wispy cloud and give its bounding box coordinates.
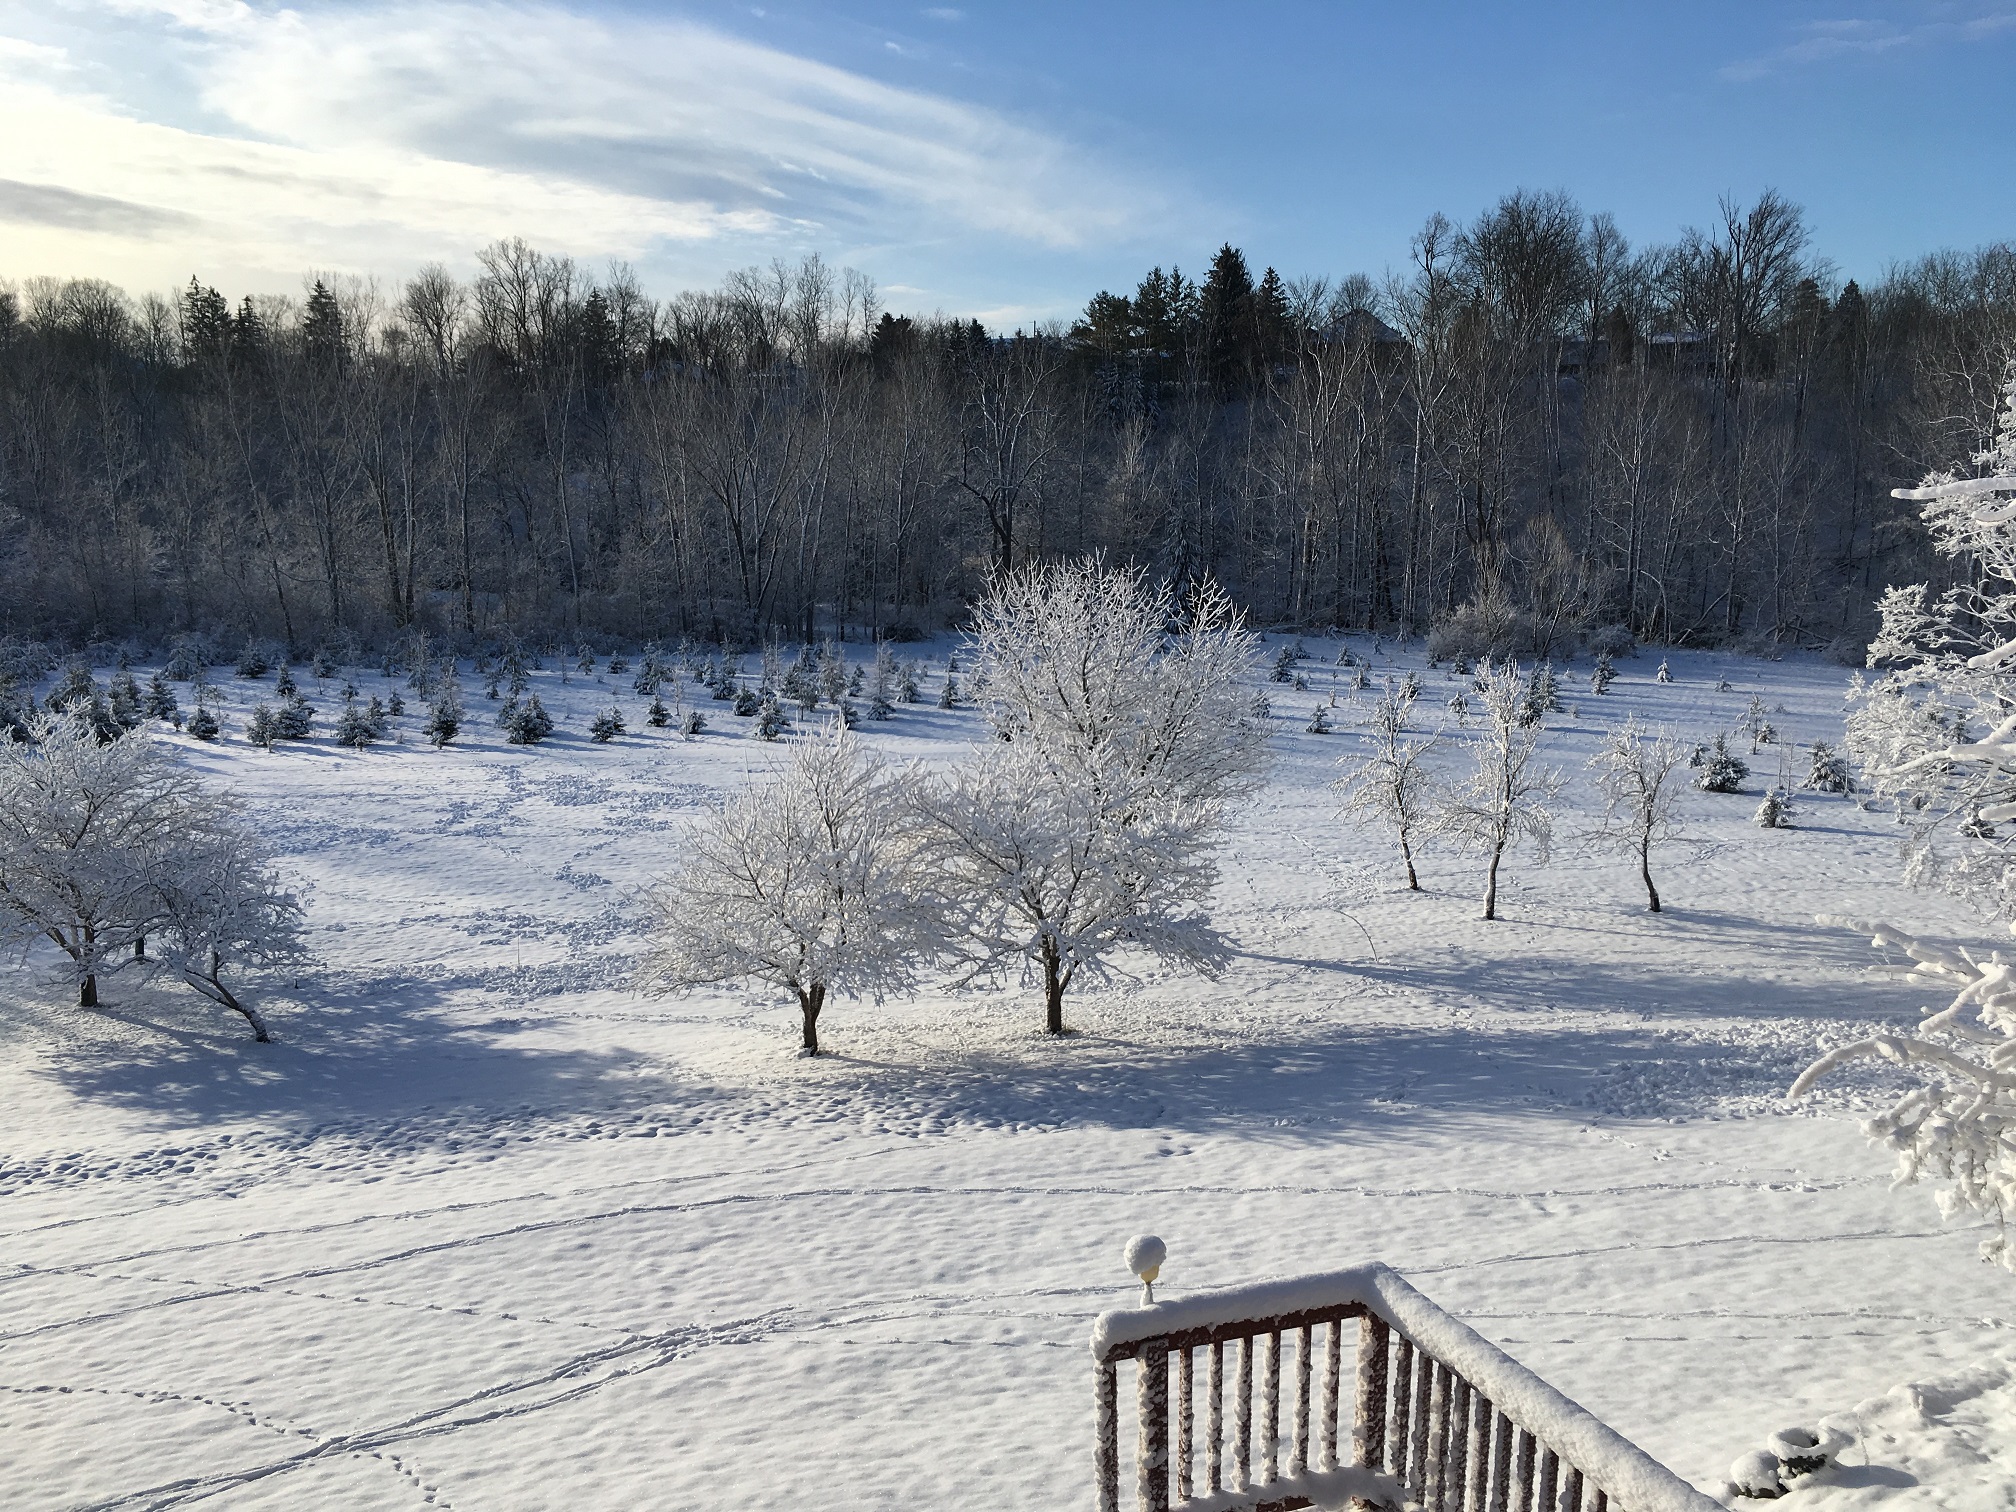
[1722,9,2016,81]
[0,0,1171,292]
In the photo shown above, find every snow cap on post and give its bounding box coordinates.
[1125,1234,1167,1304]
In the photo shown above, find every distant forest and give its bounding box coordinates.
[2,188,2012,654]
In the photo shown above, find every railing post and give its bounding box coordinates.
[1537,1447,1559,1512]
[1354,1314,1390,1474]
[1448,1376,1473,1512]
[1322,1316,1343,1469]
[1390,1336,1415,1482]
[1208,1339,1224,1493]
[1177,1345,1194,1501]
[1095,1359,1119,1512]
[1424,1361,1450,1510]
[1407,1347,1433,1491]
[1139,1340,1170,1512]
[1292,1323,1313,1476]
[1236,1334,1254,1487]
[1488,1408,1512,1512]
[1262,1328,1282,1483]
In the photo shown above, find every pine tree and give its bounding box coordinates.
[1306,705,1332,734]
[187,705,220,741]
[589,707,625,742]
[503,695,554,744]
[245,705,281,750]
[275,663,298,699]
[302,279,344,366]
[143,672,179,723]
[334,702,376,750]
[937,672,960,709]
[1695,734,1749,793]
[754,693,789,740]
[1590,654,1616,694]
[648,696,671,727]
[680,707,706,739]
[236,640,269,678]
[1753,789,1791,828]
[425,686,462,747]
[274,695,314,740]
[1805,742,1854,794]
[387,690,404,717]
[1656,659,1673,684]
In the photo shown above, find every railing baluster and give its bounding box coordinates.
[1140,1340,1171,1512]
[1565,1466,1585,1512]
[1236,1333,1254,1487]
[1591,1490,1608,1512]
[1355,1314,1390,1475]
[1448,1376,1472,1512]
[1208,1339,1224,1494]
[1407,1347,1434,1492]
[1390,1337,1415,1483]
[1511,1429,1536,1512]
[1262,1329,1282,1483]
[1466,1395,1493,1512]
[1537,1448,1559,1512]
[1293,1323,1313,1475]
[1322,1316,1343,1469]
[1176,1345,1194,1502]
[1096,1360,1120,1512]
[1487,1408,1512,1512]
[1424,1360,1450,1510]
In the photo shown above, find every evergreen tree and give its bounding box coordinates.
[1806,742,1854,794]
[187,705,220,741]
[754,693,788,740]
[503,694,554,744]
[589,706,625,742]
[680,707,706,739]
[302,279,344,367]
[274,695,314,740]
[236,640,269,678]
[1695,734,1749,793]
[180,278,231,363]
[425,686,461,747]
[245,705,281,749]
[648,696,671,727]
[334,702,376,749]
[1590,654,1616,694]
[1754,789,1791,828]
[1199,243,1255,392]
[143,672,179,722]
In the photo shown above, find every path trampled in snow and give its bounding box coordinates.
[3,642,2012,1509]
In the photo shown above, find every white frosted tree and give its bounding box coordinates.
[1334,687,1440,890]
[1440,661,1560,920]
[151,818,309,1042]
[917,742,1230,1035]
[1589,716,1690,912]
[1797,366,2016,1264]
[0,713,206,1006]
[639,729,933,1055]
[927,558,1269,1033]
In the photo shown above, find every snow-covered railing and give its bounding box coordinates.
[1090,1256,1720,1512]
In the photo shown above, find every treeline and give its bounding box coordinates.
[1,189,2012,651]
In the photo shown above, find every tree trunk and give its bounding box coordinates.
[798,981,826,1055]
[79,973,98,1008]
[1400,830,1420,891]
[195,951,271,1042]
[1640,841,1661,913]
[1482,843,1504,921]
[1042,943,1068,1035]
[134,936,146,960]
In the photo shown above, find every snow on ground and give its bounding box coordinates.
[4,639,2015,1510]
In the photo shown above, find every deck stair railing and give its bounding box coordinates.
[1091,1251,1722,1512]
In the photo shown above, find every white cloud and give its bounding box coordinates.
[0,1,1171,293]
[1721,10,2016,81]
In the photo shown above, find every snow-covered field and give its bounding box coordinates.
[4,639,2014,1510]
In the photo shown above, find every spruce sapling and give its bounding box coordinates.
[648,696,671,727]
[245,705,281,749]
[1694,734,1749,793]
[589,707,625,742]
[187,705,220,741]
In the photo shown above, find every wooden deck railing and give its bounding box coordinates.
[1091,1260,1722,1512]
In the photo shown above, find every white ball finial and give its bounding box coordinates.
[1124,1235,1167,1304]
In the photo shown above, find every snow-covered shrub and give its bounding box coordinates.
[1305,704,1331,734]
[1585,623,1637,659]
[1656,659,1672,684]
[1270,644,1297,683]
[680,707,706,739]
[753,693,788,740]
[1425,594,1553,664]
[1806,742,1854,794]
[1336,688,1439,890]
[1695,734,1749,793]
[1589,653,1616,695]
[273,695,314,741]
[165,637,208,681]
[589,707,625,742]
[733,686,761,716]
[1726,1449,1784,1500]
[1442,661,1561,920]
[647,696,671,728]
[275,663,297,699]
[186,705,220,741]
[1590,717,1689,913]
[142,672,179,723]
[1518,662,1561,726]
[937,671,960,709]
[311,646,337,680]
[641,730,935,1055]
[1753,789,1790,828]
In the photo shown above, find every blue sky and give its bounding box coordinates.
[1,1,2010,322]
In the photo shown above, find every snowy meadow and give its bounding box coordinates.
[4,634,2014,1510]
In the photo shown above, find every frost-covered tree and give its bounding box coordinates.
[150,818,308,1041]
[1441,662,1560,920]
[0,714,213,1005]
[1806,741,1855,794]
[1793,920,2016,1271]
[1840,370,2016,918]
[641,731,932,1055]
[1335,688,1440,890]
[921,559,1268,1031]
[502,695,554,744]
[426,681,462,747]
[142,672,178,723]
[1589,716,1688,912]
[589,707,625,742]
[1694,733,1749,793]
[1590,653,1616,694]
[1753,789,1791,828]
[186,705,220,741]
